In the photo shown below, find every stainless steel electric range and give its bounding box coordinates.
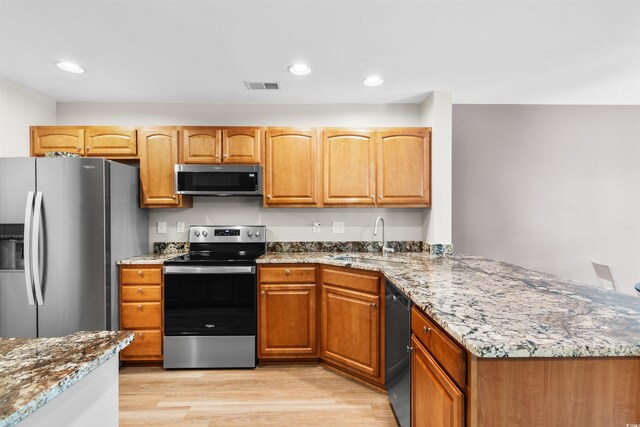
[163,225,266,369]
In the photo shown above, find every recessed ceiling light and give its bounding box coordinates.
[288,64,311,76]
[363,76,383,87]
[56,61,85,74]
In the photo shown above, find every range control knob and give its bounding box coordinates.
[255,230,260,237]
[202,230,208,237]
[194,230,200,237]
[247,230,253,237]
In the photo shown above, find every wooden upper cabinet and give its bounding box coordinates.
[264,128,318,206]
[377,128,431,206]
[181,127,222,164]
[322,129,376,206]
[31,127,84,156]
[84,127,137,157]
[139,128,190,208]
[223,127,261,164]
[412,336,464,427]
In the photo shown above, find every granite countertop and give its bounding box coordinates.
[117,252,186,265]
[0,331,133,427]
[258,252,640,358]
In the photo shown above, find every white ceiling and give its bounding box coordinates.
[1,0,639,105]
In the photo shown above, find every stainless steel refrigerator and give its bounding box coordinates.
[0,157,148,338]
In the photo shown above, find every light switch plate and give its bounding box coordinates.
[177,221,185,233]
[157,221,167,234]
[312,222,321,233]
[332,221,345,234]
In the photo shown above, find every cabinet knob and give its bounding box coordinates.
[267,195,272,199]
[223,154,229,158]
[137,288,143,294]
[86,146,90,151]
[172,195,177,199]
[137,304,143,311]
[76,146,81,151]
[137,271,143,277]
[285,268,290,275]
[137,332,144,340]
[379,195,383,200]
[423,325,432,334]
[371,195,375,200]
[370,302,377,309]
[261,290,266,295]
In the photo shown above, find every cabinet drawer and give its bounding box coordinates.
[412,306,466,388]
[121,267,162,285]
[121,302,162,329]
[259,266,317,284]
[121,285,162,302]
[121,329,162,359]
[321,267,379,295]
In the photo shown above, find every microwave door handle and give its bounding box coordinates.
[32,191,44,306]
[23,191,35,306]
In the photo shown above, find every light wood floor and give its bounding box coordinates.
[119,365,398,426]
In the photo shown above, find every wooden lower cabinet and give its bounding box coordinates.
[120,264,163,362]
[411,336,464,427]
[258,283,318,359]
[320,267,383,385]
[258,265,318,359]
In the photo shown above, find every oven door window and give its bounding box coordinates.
[164,273,256,336]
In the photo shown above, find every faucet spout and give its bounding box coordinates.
[373,216,394,257]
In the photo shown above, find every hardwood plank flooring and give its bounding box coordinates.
[119,365,398,426]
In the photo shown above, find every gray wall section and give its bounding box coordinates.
[452,105,640,295]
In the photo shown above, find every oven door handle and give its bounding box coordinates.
[163,266,256,274]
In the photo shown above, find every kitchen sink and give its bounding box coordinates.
[331,255,404,266]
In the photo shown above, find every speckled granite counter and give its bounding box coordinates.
[116,252,186,265]
[257,252,640,358]
[0,331,133,427]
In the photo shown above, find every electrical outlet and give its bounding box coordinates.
[312,222,321,233]
[332,221,345,234]
[177,221,185,233]
[157,221,167,234]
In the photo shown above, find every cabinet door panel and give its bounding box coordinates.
[322,129,376,205]
[31,127,84,156]
[412,336,464,427]
[378,128,430,206]
[264,128,318,206]
[85,127,137,157]
[321,284,380,379]
[139,128,182,207]
[223,128,261,164]
[182,127,222,164]
[258,283,318,358]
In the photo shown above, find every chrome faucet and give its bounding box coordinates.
[373,216,395,258]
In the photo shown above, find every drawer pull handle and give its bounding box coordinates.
[137,271,143,277]
[370,302,377,309]
[285,268,290,275]
[423,325,432,334]
[137,304,143,311]
[261,290,266,295]
[137,288,143,294]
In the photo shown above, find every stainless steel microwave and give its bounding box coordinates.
[174,164,262,196]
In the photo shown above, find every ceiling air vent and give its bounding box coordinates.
[244,81,281,90]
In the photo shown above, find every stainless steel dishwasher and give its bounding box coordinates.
[385,280,411,427]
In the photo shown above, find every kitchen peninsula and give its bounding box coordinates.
[0,331,133,427]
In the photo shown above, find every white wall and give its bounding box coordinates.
[0,78,57,157]
[57,101,451,247]
[453,105,640,295]
[420,91,452,244]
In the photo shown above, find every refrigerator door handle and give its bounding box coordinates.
[32,191,44,306]
[23,191,35,306]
